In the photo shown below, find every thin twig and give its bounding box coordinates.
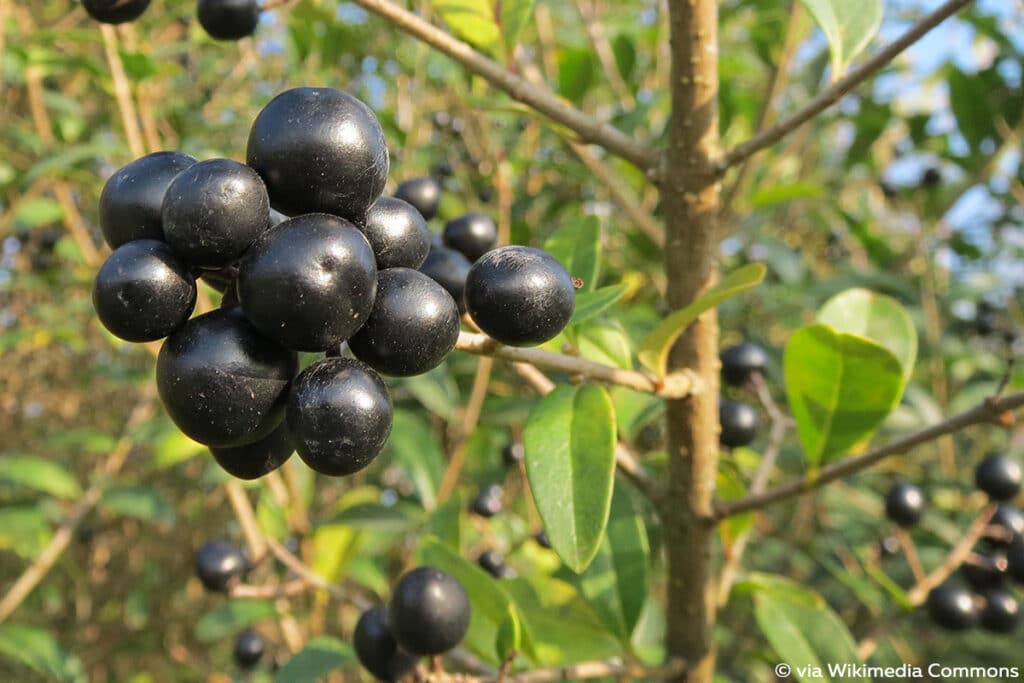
[455,331,699,399]
[225,482,268,563]
[718,0,974,172]
[895,528,926,585]
[0,389,157,623]
[906,504,997,605]
[572,0,634,110]
[715,391,1024,519]
[99,23,146,158]
[231,578,309,600]
[348,0,658,176]
[436,356,494,503]
[426,658,687,683]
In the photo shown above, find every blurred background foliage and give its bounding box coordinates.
[0,0,1023,681]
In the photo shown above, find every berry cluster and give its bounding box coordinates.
[83,0,264,42]
[718,342,767,449]
[355,567,471,680]
[91,87,575,481]
[883,454,1024,634]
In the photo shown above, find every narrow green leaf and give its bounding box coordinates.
[557,47,597,103]
[817,288,917,380]
[800,0,883,77]
[0,624,86,683]
[495,605,522,661]
[500,0,535,47]
[571,284,627,325]
[195,600,277,643]
[100,486,175,525]
[784,324,904,467]
[733,573,824,608]
[385,409,446,510]
[544,216,600,291]
[524,385,617,573]
[14,198,63,228]
[426,492,463,551]
[638,263,766,376]
[431,0,501,51]
[326,502,419,532]
[611,33,637,84]
[274,636,353,683]
[0,454,81,500]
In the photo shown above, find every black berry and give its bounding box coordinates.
[195,540,246,592]
[388,567,471,656]
[354,606,418,682]
[233,629,265,669]
[394,177,442,221]
[419,245,471,313]
[979,588,1019,634]
[238,213,377,352]
[719,399,759,448]
[209,424,293,480]
[925,581,977,631]
[502,442,524,467]
[247,87,388,220]
[1006,538,1024,584]
[99,151,197,248]
[349,268,460,377]
[360,198,432,270]
[161,158,269,268]
[465,246,575,347]
[83,0,150,23]
[197,0,261,40]
[975,454,1022,501]
[477,550,514,579]
[988,504,1024,547]
[471,484,503,518]
[443,213,497,262]
[286,358,392,476]
[720,342,768,387]
[961,553,1006,590]
[535,530,551,549]
[156,308,297,447]
[93,240,196,342]
[884,482,925,528]
[920,166,941,188]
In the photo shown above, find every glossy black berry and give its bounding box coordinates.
[93,240,196,342]
[884,482,925,528]
[247,87,388,220]
[465,246,575,346]
[535,530,551,549]
[720,342,768,387]
[238,213,377,351]
[210,424,293,480]
[195,540,246,592]
[286,358,392,476]
[988,504,1024,547]
[1006,538,1024,584]
[419,245,471,313]
[233,629,265,669]
[432,159,453,178]
[156,308,297,447]
[354,607,418,682]
[161,159,269,268]
[502,442,524,466]
[925,581,978,631]
[443,213,497,262]
[471,484,503,518]
[394,177,442,221]
[719,399,759,448]
[975,454,1022,501]
[388,567,471,656]
[360,197,432,270]
[198,0,261,40]
[921,166,941,188]
[349,268,459,376]
[99,151,197,248]
[961,553,1006,590]
[83,0,150,23]
[477,550,514,579]
[979,588,1019,634]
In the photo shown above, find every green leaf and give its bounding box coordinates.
[0,624,86,683]
[326,502,419,532]
[733,573,824,608]
[431,0,501,51]
[195,600,277,643]
[14,198,63,228]
[426,492,463,551]
[544,215,600,291]
[638,263,766,377]
[495,604,522,660]
[500,0,535,47]
[419,536,519,664]
[524,385,616,573]
[574,319,633,370]
[800,0,883,77]
[0,504,53,559]
[754,591,867,683]
[784,324,904,467]
[151,428,206,469]
[274,636,353,683]
[571,284,627,325]
[100,486,175,525]
[816,288,917,380]
[0,454,81,500]
[611,33,637,84]
[402,364,460,421]
[385,409,446,509]
[557,47,597,103]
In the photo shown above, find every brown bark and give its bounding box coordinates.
[661,1,721,682]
